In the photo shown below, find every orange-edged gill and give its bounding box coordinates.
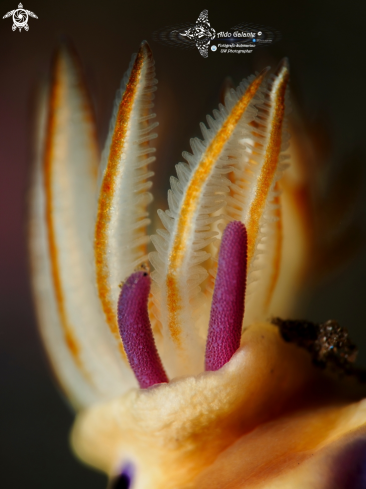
[94,42,156,360]
[165,70,268,345]
[44,47,95,381]
[245,61,289,264]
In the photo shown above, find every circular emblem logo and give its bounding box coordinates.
[13,8,28,29]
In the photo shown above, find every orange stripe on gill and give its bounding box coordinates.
[44,50,85,373]
[94,43,150,359]
[166,71,267,345]
[246,66,289,265]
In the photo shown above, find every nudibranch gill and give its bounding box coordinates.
[29,40,366,489]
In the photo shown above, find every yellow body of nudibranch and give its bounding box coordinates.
[29,40,366,489]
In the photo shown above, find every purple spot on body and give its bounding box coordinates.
[329,436,366,489]
[110,462,135,489]
[205,221,247,371]
[117,271,169,388]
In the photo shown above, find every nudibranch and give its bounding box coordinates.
[29,40,366,489]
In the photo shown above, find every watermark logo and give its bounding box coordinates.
[3,3,38,31]
[178,10,216,58]
[153,9,280,57]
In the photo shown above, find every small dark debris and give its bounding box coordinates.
[135,262,150,274]
[271,317,366,382]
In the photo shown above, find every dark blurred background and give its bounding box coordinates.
[1,0,366,487]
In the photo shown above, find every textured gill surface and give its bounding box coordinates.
[118,272,168,389]
[29,44,138,408]
[95,41,157,362]
[205,221,247,371]
[149,70,267,378]
[225,61,290,327]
